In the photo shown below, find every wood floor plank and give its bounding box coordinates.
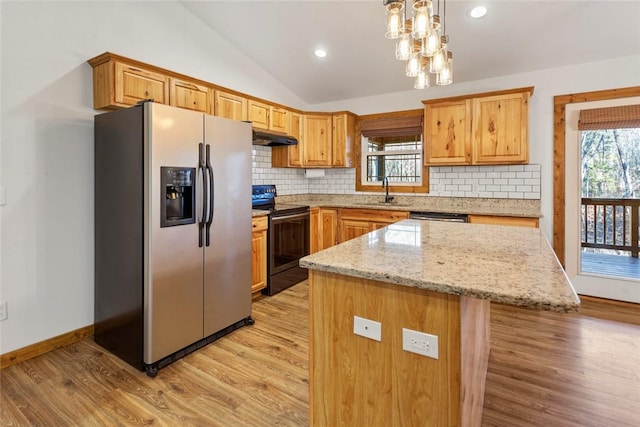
[1,281,639,426]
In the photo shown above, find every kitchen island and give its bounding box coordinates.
[300,219,579,427]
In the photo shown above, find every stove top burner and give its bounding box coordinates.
[252,185,309,216]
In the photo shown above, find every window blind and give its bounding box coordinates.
[361,115,423,137]
[578,104,640,130]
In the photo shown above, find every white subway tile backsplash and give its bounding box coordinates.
[251,146,541,200]
[429,164,541,200]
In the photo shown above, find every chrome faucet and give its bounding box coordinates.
[382,176,394,203]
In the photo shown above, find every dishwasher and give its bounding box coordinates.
[409,211,469,222]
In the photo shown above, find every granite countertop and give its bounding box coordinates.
[252,210,269,217]
[300,219,579,312]
[277,194,542,218]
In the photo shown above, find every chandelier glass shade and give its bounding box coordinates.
[384,0,453,89]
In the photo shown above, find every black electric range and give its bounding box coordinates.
[252,185,308,216]
[252,185,310,295]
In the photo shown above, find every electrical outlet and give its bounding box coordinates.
[0,301,7,321]
[353,315,382,342]
[402,328,438,359]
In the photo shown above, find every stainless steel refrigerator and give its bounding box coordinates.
[94,102,253,376]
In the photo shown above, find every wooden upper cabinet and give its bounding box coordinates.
[424,99,471,165]
[169,78,211,114]
[249,100,290,134]
[472,92,530,164]
[270,107,290,135]
[88,52,170,109]
[288,112,303,166]
[273,111,304,167]
[214,90,248,121]
[248,100,270,130]
[115,62,169,107]
[274,111,356,169]
[423,87,533,166]
[303,114,332,167]
[332,113,356,167]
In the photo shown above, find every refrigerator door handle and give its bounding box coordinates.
[198,142,207,248]
[205,143,214,247]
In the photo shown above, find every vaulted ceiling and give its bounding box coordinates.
[181,1,640,105]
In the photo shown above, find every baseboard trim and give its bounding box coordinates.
[579,295,639,308]
[0,325,94,369]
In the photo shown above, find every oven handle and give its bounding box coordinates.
[270,212,310,222]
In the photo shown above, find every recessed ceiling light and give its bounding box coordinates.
[470,6,487,18]
[314,49,327,58]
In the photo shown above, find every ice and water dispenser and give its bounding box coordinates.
[160,167,196,227]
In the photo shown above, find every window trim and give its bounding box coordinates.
[355,109,429,194]
[553,86,640,266]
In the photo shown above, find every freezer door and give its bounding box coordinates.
[203,115,252,336]
[145,103,204,364]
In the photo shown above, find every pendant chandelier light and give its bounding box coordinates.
[384,0,453,89]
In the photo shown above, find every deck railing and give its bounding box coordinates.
[581,198,640,258]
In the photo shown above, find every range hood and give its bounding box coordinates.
[252,129,298,146]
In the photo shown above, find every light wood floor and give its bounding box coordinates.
[1,282,639,426]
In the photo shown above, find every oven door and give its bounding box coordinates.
[269,211,310,275]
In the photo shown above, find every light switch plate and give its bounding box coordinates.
[402,328,438,359]
[353,315,382,342]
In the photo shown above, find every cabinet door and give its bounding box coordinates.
[251,217,268,293]
[332,113,355,167]
[270,107,290,135]
[169,78,211,113]
[340,219,371,242]
[424,100,471,165]
[248,100,270,130]
[472,92,529,164]
[115,62,169,106]
[215,90,248,121]
[288,112,303,166]
[319,209,338,250]
[273,111,304,168]
[304,114,332,167]
[311,208,338,253]
[468,215,539,228]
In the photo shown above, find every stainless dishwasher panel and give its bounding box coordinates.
[409,211,468,222]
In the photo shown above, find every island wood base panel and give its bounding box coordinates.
[308,270,490,427]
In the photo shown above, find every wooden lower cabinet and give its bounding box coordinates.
[310,208,338,253]
[340,219,372,242]
[468,214,539,228]
[339,209,410,243]
[251,216,268,294]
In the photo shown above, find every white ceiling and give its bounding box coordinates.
[180,1,640,105]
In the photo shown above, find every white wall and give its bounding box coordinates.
[310,54,640,239]
[1,1,639,354]
[0,1,306,354]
